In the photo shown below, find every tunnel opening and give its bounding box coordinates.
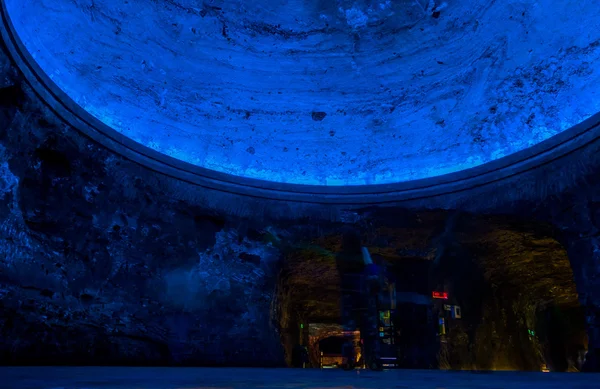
[319,336,346,355]
[316,336,350,368]
[274,211,587,371]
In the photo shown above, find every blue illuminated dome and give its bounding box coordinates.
[4,0,600,185]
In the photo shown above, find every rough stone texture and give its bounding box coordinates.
[307,324,360,368]
[547,195,600,371]
[276,211,583,370]
[6,0,600,184]
[435,215,583,371]
[0,50,286,365]
[0,39,596,370]
[0,45,16,89]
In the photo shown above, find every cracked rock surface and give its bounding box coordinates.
[0,38,596,369]
[5,0,600,184]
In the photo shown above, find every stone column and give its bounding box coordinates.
[565,236,600,371]
[550,195,600,371]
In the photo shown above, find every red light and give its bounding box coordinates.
[432,291,448,300]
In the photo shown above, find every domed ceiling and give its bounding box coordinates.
[4,0,600,185]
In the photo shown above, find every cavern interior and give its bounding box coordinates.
[1,0,600,387]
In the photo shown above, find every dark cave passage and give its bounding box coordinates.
[319,336,346,355]
[274,211,587,371]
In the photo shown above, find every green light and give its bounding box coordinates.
[528,329,535,336]
[300,324,304,329]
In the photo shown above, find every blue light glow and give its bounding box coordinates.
[6,0,600,185]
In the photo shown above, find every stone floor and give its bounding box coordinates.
[0,367,596,389]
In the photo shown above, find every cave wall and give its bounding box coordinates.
[0,41,598,370]
[276,211,585,371]
[376,212,585,371]
[549,193,600,371]
[432,215,583,371]
[0,48,287,366]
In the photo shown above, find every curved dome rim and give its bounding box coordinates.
[2,0,600,205]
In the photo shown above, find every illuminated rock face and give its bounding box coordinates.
[6,0,600,185]
[0,56,590,366]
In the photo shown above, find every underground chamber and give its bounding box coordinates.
[1,0,600,374]
[274,212,587,371]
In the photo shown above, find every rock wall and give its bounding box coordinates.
[432,214,583,371]
[550,193,600,371]
[0,47,285,366]
[275,211,585,371]
[9,0,600,185]
[0,41,597,370]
